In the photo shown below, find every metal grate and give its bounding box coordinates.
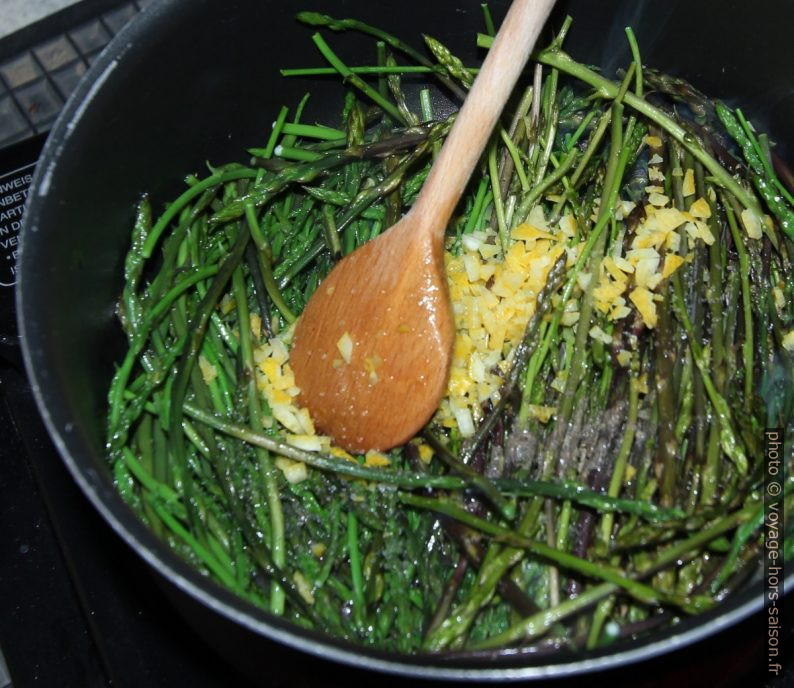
[0,0,153,148]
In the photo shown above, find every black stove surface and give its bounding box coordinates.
[0,4,791,688]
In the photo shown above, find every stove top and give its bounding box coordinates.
[0,3,791,688]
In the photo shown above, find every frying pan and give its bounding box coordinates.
[16,0,793,681]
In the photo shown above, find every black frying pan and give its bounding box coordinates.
[17,0,793,680]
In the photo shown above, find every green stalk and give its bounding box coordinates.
[397,494,704,612]
[311,33,406,124]
[625,27,643,97]
[469,582,615,650]
[586,595,616,649]
[671,277,747,474]
[423,432,515,520]
[347,510,366,629]
[244,202,296,323]
[297,11,467,100]
[481,2,496,36]
[147,495,238,590]
[554,76,630,425]
[516,144,578,221]
[178,402,681,521]
[499,127,530,192]
[274,145,323,162]
[142,168,258,258]
[599,363,640,548]
[723,196,754,412]
[459,41,768,221]
[279,123,346,140]
[262,106,288,159]
[463,177,490,235]
[489,140,509,252]
[166,227,249,561]
[281,65,451,77]
[233,266,286,614]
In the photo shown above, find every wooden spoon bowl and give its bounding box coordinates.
[290,218,451,451]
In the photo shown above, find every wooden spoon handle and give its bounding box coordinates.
[412,0,556,240]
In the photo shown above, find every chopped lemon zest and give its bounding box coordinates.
[682,169,696,196]
[364,450,391,467]
[198,355,218,384]
[630,287,658,328]
[741,208,763,239]
[662,254,685,279]
[689,197,712,219]
[527,405,556,423]
[336,332,354,364]
[275,457,308,484]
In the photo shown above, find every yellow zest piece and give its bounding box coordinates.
[576,271,592,291]
[634,255,662,290]
[558,213,577,237]
[644,135,662,148]
[602,256,631,283]
[219,293,236,315]
[616,350,632,367]
[260,357,280,383]
[250,313,262,339]
[662,254,685,279]
[561,311,580,326]
[269,388,292,405]
[689,197,712,219]
[629,287,658,328]
[417,443,434,463]
[296,407,316,435]
[364,450,391,467]
[682,169,696,196]
[609,304,631,321]
[330,446,355,462]
[198,355,218,384]
[624,464,637,484]
[293,571,315,605]
[589,325,613,345]
[783,331,794,352]
[311,542,327,558]
[612,255,634,273]
[741,208,763,239]
[665,230,682,252]
[275,457,308,484]
[364,354,383,385]
[527,404,556,423]
[695,221,715,246]
[512,223,556,242]
[594,280,627,303]
[773,286,785,311]
[286,434,324,452]
[336,332,354,364]
[654,207,687,233]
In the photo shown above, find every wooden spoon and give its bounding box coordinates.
[290,0,556,452]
